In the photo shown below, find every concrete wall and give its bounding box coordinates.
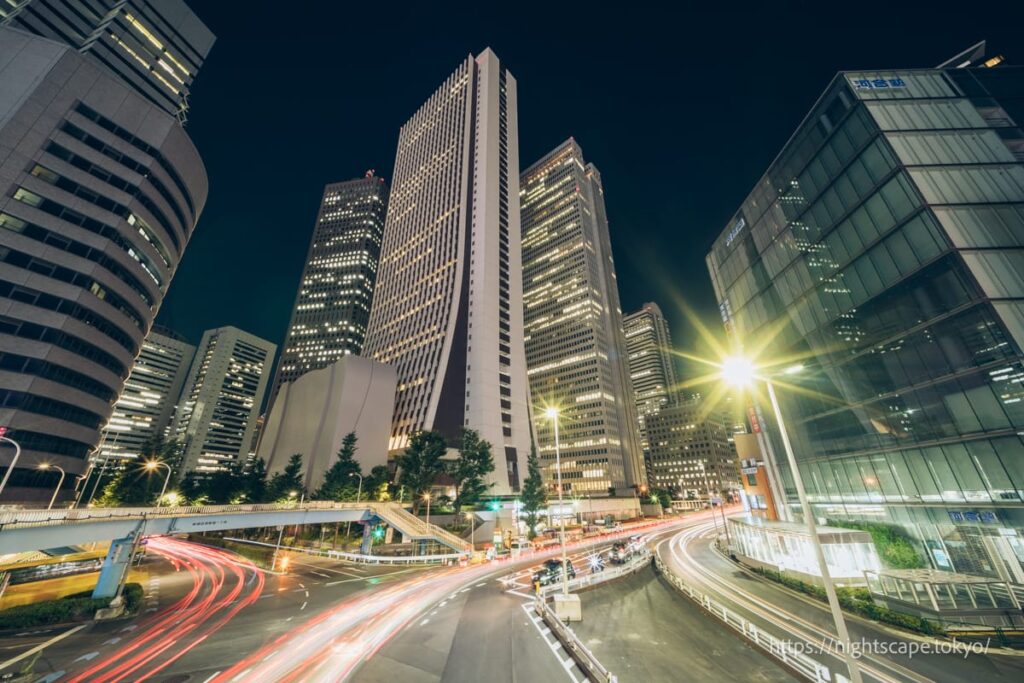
[259,356,396,492]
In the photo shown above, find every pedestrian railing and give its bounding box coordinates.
[534,596,617,683]
[653,553,833,682]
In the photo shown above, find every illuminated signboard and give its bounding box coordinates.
[850,77,906,90]
[725,217,746,247]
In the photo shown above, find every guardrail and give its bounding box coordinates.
[539,548,652,597]
[653,554,832,682]
[222,537,464,566]
[534,596,617,683]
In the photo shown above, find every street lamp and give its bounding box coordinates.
[423,492,432,526]
[37,463,65,510]
[720,355,862,683]
[143,460,172,507]
[545,406,570,597]
[0,429,22,501]
[465,509,475,551]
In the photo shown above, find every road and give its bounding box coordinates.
[0,537,441,682]
[571,563,795,682]
[660,519,1024,683]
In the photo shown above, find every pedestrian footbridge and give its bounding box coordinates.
[0,501,471,556]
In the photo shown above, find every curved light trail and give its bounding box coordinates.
[66,536,265,683]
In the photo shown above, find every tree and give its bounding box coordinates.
[95,438,181,507]
[316,432,361,500]
[241,457,268,503]
[650,487,673,510]
[520,441,546,540]
[267,454,305,502]
[396,431,446,514]
[449,428,494,517]
[365,465,392,501]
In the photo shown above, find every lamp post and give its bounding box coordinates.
[38,463,65,510]
[423,492,432,527]
[465,510,475,550]
[721,356,862,683]
[546,406,570,597]
[144,460,172,507]
[0,431,22,501]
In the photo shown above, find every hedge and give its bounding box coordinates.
[0,582,144,630]
[752,567,944,637]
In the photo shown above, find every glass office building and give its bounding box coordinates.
[707,50,1024,581]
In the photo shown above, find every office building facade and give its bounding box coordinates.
[623,302,679,451]
[707,48,1024,579]
[268,172,388,408]
[1,0,215,121]
[364,49,531,494]
[647,400,739,497]
[521,139,645,495]
[99,325,194,462]
[0,26,208,502]
[172,327,275,474]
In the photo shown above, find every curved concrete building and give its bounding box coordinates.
[0,28,208,503]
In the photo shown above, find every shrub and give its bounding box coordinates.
[826,519,925,569]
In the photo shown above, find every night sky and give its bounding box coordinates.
[157,2,1024,362]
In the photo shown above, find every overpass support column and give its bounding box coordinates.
[359,518,375,555]
[93,533,136,599]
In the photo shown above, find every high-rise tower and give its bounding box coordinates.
[363,49,531,494]
[623,302,679,451]
[268,173,388,408]
[0,7,209,503]
[521,139,646,495]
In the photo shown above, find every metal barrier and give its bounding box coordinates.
[534,596,617,683]
[653,554,832,682]
[222,537,464,565]
[539,548,652,597]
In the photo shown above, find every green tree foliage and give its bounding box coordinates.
[396,431,447,514]
[520,441,546,540]
[365,465,392,501]
[241,457,268,503]
[827,519,925,569]
[316,432,361,501]
[95,437,181,507]
[650,487,673,509]
[449,428,495,517]
[267,453,305,502]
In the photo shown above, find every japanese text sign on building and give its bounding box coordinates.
[851,77,906,90]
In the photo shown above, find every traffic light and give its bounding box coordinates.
[372,525,385,540]
[489,500,500,511]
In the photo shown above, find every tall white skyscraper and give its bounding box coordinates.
[521,139,646,495]
[364,49,531,494]
[623,302,679,451]
[100,326,195,462]
[172,326,275,473]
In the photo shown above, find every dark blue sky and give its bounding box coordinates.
[157,1,1024,357]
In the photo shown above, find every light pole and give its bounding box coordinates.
[423,492,432,526]
[721,356,862,683]
[0,431,22,501]
[546,406,570,597]
[144,460,172,507]
[465,510,475,550]
[73,461,93,509]
[346,472,363,538]
[38,463,66,510]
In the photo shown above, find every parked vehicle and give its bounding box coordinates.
[533,558,576,586]
[609,541,633,564]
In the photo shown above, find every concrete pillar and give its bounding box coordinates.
[360,521,374,555]
[93,535,135,599]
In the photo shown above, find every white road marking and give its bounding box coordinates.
[102,637,122,646]
[419,618,430,626]
[300,601,307,610]
[120,625,138,633]
[73,651,98,662]
[201,672,222,683]
[0,625,87,672]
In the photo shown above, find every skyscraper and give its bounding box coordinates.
[99,326,195,462]
[646,399,739,498]
[268,173,388,408]
[707,44,1024,578]
[363,49,531,494]
[172,327,275,474]
[623,302,679,451]
[521,139,645,495]
[1,0,215,121]
[0,13,209,502]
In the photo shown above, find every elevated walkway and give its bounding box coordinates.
[0,501,470,555]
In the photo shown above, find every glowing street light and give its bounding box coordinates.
[143,460,172,508]
[423,491,432,527]
[37,463,65,510]
[718,355,862,683]
[544,405,570,597]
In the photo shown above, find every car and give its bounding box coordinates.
[533,558,576,586]
[609,541,632,564]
